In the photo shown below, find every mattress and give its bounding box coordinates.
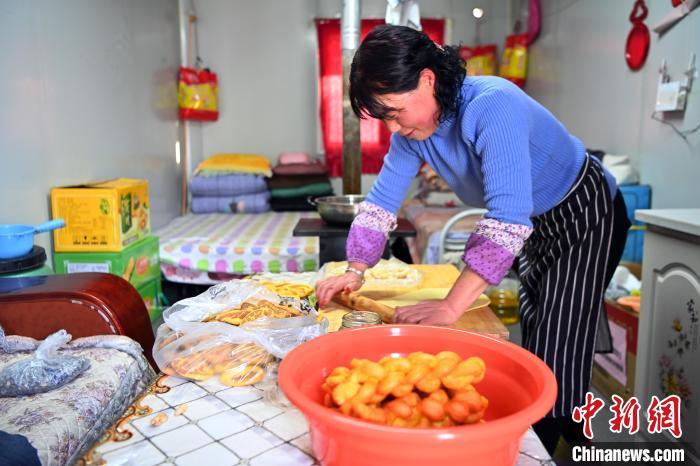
[157,212,320,283]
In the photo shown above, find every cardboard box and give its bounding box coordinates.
[51,179,150,252]
[593,301,639,400]
[137,278,163,322]
[592,262,641,400]
[619,185,651,263]
[53,235,160,289]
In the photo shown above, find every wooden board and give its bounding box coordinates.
[323,264,509,340]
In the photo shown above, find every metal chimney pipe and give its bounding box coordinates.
[341,0,361,195]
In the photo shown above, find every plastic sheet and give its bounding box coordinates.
[0,329,89,397]
[153,281,327,386]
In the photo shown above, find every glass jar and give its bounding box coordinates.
[486,271,520,325]
[340,311,383,330]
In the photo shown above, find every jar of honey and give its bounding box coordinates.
[486,272,520,325]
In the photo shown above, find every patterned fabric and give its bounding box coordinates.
[472,218,533,256]
[346,226,388,266]
[353,202,397,233]
[346,202,397,266]
[462,234,513,285]
[462,218,532,285]
[0,347,154,466]
[158,213,320,278]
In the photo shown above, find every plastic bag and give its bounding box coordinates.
[499,34,528,88]
[459,44,498,76]
[318,259,423,291]
[0,329,89,397]
[246,271,317,302]
[153,281,327,386]
[178,66,219,121]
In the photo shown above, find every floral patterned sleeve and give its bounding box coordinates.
[346,202,397,266]
[462,218,533,285]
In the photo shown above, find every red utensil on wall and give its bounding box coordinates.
[626,0,651,71]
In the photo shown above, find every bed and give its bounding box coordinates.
[401,201,485,268]
[157,212,320,284]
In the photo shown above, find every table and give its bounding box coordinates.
[84,375,554,466]
[321,264,509,340]
[293,218,416,265]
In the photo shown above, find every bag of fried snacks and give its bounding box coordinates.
[245,271,319,310]
[153,280,327,384]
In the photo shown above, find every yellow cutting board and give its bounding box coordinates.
[321,264,509,340]
[373,288,490,311]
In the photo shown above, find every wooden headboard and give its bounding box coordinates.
[0,273,156,367]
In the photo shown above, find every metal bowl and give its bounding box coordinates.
[309,195,366,225]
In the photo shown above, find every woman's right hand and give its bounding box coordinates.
[316,272,364,307]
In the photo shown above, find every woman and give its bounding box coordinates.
[315,25,630,452]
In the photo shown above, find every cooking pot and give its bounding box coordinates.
[0,219,65,260]
[309,195,366,225]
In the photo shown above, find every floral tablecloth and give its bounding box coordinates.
[158,213,320,284]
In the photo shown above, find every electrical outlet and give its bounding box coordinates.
[655,81,686,112]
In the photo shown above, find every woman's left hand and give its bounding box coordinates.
[393,299,463,325]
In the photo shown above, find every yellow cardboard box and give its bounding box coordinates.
[51,179,150,252]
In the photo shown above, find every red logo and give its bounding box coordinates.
[647,395,682,438]
[572,392,605,439]
[609,395,641,434]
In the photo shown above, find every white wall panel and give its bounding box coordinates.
[0,0,181,256]
[526,0,700,208]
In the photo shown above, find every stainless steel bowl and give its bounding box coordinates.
[309,195,366,225]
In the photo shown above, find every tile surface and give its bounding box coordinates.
[96,376,551,465]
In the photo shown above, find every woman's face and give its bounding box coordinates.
[376,69,440,141]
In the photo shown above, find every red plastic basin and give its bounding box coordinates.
[279,325,557,466]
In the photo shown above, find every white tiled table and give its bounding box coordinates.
[87,375,554,466]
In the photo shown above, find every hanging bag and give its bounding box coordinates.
[178,66,219,121]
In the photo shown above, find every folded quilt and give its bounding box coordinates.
[195,153,272,177]
[266,175,331,190]
[191,192,270,214]
[190,173,267,197]
[270,182,333,199]
[278,152,311,165]
[272,160,327,176]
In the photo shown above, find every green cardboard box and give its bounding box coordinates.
[53,235,160,288]
[137,278,164,322]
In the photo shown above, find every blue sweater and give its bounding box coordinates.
[366,76,616,227]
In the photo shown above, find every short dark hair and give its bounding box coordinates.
[350,25,465,122]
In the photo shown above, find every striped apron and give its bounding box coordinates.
[518,154,631,417]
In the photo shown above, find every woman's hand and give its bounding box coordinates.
[316,272,363,307]
[393,299,463,325]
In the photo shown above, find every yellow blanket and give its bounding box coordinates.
[195,153,272,177]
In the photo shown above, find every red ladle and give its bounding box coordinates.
[626,0,650,71]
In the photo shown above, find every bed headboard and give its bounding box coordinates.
[0,273,156,367]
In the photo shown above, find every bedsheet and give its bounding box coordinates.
[401,202,481,264]
[158,213,319,282]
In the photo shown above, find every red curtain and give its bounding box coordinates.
[315,19,445,177]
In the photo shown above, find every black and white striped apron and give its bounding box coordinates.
[518,153,630,417]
